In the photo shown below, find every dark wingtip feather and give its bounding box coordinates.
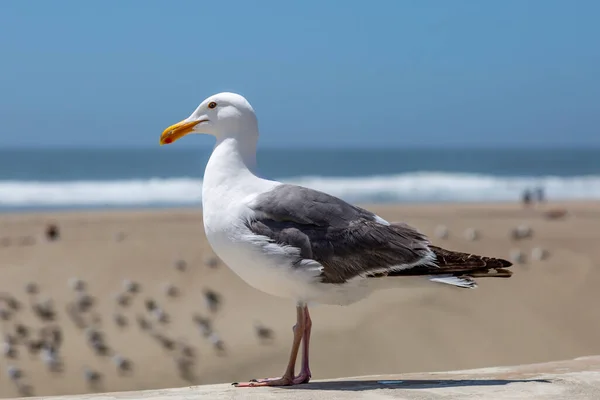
[366,246,514,282]
[428,245,514,279]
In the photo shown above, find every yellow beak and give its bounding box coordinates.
[160,120,202,145]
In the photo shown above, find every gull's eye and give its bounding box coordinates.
[208,102,217,109]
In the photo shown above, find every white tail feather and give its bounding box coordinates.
[429,275,477,289]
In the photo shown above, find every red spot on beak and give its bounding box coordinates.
[164,137,173,144]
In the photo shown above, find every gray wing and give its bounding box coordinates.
[246,184,434,284]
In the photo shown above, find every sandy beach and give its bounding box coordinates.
[0,201,599,398]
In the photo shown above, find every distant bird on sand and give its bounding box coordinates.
[112,354,133,375]
[114,292,131,307]
[145,298,157,312]
[15,324,29,340]
[122,279,140,294]
[202,289,221,313]
[510,249,526,264]
[75,293,95,313]
[174,259,187,272]
[209,332,226,354]
[0,293,21,311]
[464,227,480,241]
[176,342,196,359]
[6,365,22,380]
[204,256,220,269]
[434,225,449,240]
[163,283,179,298]
[7,365,32,396]
[69,278,86,292]
[26,284,56,321]
[136,315,152,332]
[40,345,62,372]
[158,92,514,386]
[24,282,39,295]
[3,333,16,346]
[254,321,275,343]
[173,354,195,381]
[43,326,63,350]
[65,303,87,329]
[152,333,176,350]
[83,366,102,391]
[2,339,17,358]
[113,313,128,328]
[510,225,533,241]
[152,308,169,324]
[31,298,56,322]
[26,339,44,356]
[531,247,549,261]
[193,314,212,337]
[0,306,11,322]
[85,328,109,356]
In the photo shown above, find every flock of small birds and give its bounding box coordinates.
[0,223,276,397]
[1,284,61,397]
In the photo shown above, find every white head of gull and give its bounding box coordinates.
[159,92,514,387]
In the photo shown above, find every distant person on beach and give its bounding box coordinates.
[534,186,546,203]
[521,189,533,207]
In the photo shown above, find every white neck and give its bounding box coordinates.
[202,128,261,206]
[216,133,258,171]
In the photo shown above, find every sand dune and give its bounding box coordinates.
[0,201,599,398]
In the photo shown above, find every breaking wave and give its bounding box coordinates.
[1,172,600,208]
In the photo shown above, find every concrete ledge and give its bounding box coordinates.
[16,356,600,399]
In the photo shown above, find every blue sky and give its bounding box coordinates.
[0,0,599,149]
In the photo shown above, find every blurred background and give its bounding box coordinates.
[0,0,599,397]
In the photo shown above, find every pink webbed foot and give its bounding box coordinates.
[232,376,294,387]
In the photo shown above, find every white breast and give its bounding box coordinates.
[203,205,314,299]
[199,137,377,306]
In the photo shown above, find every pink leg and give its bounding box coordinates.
[234,305,306,387]
[293,306,312,384]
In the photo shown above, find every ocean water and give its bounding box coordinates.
[0,148,599,211]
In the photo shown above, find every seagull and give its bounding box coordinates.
[434,224,449,240]
[204,255,220,269]
[112,354,133,374]
[163,283,179,298]
[174,259,187,272]
[2,339,17,358]
[202,288,221,313]
[464,227,480,241]
[192,314,212,338]
[113,312,128,328]
[40,345,62,372]
[82,366,102,390]
[69,278,87,292]
[159,92,514,387]
[531,247,549,261]
[253,321,275,343]
[114,292,131,307]
[122,279,140,294]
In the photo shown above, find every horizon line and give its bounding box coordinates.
[1,144,600,151]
